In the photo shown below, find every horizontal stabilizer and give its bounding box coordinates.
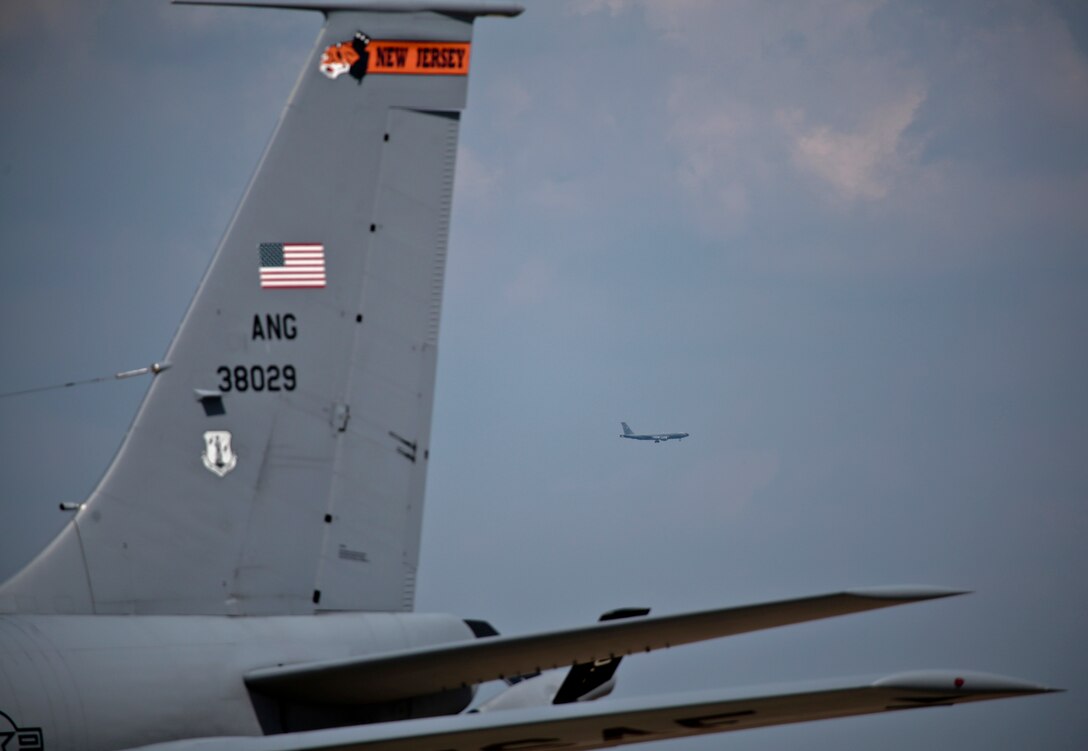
[126,670,1057,751]
[246,586,964,704]
[172,0,524,15]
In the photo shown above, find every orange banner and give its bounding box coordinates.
[367,41,471,75]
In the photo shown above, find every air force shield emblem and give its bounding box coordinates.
[202,430,237,477]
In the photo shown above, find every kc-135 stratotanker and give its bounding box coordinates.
[620,422,689,443]
[0,2,1057,750]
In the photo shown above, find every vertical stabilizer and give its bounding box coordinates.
[1,1,521,615]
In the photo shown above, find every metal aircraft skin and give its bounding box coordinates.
[621,422,690,443]
[0,2,1055,751]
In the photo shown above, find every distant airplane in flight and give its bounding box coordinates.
[621,422,690,443]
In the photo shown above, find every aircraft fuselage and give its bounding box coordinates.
[0,613,473,751]
[621,433,689,442]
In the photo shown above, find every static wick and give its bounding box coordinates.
[115,362,172,380]
[0,362,172,400]
[59,503,84,512]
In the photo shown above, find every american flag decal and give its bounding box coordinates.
[259,243,326,289]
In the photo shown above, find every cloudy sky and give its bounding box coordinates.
[1,0,1085,748]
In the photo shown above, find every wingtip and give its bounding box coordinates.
[873,669,1058,695]
[845,585,971,601]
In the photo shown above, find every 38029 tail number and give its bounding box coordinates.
[217,365,296,392]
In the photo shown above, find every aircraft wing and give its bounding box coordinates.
[246,587,962,704]
[128,670,1056,751]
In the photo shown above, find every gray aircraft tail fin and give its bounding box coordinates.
[1,1,521,616]
[621,422,634,436]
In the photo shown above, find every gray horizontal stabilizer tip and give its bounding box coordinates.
[843,585,970,600]
[873,670,1060,694]
[172,0,524,16]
